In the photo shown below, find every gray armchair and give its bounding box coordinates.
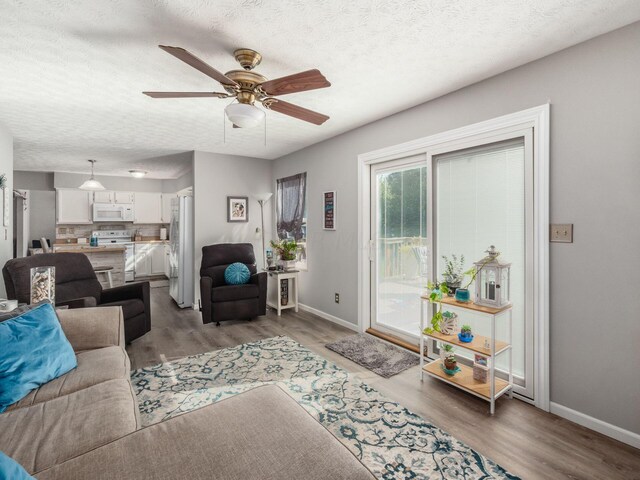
[200,243,267,326]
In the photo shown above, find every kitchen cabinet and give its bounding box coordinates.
[114,191,135,203]
[134,192,162,224]
[93,191,135,204]
[93,191,113,203]
[56,189,92,224]
[134,242,166,278]
[164,243,171,278]
[161,193,175,223]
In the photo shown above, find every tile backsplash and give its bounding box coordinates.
[56,223,168,242]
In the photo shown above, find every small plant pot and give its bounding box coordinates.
[445,282,460,297]
[458,331,474,343]
[455,288,471,303]
[443,358,458,375]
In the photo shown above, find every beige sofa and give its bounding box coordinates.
[0,307,374,479]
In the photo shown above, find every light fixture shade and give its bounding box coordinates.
[253,193,273,203]
[225,103,265,128]
[129,170,148,178]
[79,178,106,191]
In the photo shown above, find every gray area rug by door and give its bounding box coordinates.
[325,334,418,378]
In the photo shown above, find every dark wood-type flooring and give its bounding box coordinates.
[127,287,640,480]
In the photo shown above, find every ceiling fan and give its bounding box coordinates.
[143,45,331,128]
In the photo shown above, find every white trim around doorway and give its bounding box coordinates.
[357,104,550,411]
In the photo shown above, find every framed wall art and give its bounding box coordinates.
[227,196,249,222]
[323,191,336,230]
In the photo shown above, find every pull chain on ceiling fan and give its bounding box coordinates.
[143,46,331,128]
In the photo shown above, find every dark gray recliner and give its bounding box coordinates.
[200,243,267,326]
[2,252,150,343]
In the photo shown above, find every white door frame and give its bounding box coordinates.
[357,104,550,411]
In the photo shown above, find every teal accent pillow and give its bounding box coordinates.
[0,451,34,479]
[0,303,77,413]
[224,262,251,285]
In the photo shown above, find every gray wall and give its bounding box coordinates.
[13,171,54,191]
[53,171,165,192]
[272,22,640,434]
[192,151,272,305]
[0,123,13,297]
[28,191,56,244]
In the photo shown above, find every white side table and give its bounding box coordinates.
[267,270,299,316]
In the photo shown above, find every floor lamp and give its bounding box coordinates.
[254,193,273,270]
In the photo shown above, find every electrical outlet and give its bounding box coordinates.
[550,224,573,243]
[335,293,340,304]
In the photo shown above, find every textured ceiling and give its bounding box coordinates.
[1,1,639,178]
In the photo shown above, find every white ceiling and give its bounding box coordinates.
[1,1,639,178]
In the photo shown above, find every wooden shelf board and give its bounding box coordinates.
[366,328,420,354]
[423,360,510,400]
[421,295,512,315]
[425,331,509,357]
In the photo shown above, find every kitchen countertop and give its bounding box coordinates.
[53,245,126,253]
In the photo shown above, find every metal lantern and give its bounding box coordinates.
[473,246,511,308]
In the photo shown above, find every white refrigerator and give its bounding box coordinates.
[169,196,194,308]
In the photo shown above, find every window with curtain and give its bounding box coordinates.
[276,172,307,268]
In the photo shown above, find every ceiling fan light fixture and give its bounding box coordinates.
[79,159,106,191]
[129,170,148,178]
[225,103,265,128]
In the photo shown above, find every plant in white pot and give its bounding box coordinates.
[270,239,298,270]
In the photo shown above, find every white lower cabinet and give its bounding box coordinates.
[134,243,166,278]
[164,244,170,278]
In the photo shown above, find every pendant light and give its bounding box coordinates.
[78,159,106,191]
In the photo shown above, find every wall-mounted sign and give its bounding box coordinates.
[323,191,336,231]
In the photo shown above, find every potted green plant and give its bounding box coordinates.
[423,281,449,335]
[458,324,474,343]
[441,254,464,296]
[443,353,458,373]
[439,342,454,361]
[270,239,298,270]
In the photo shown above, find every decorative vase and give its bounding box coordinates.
[282,260,296,271]
[458,331,474,343]
[455,288,471,303]
[30,266,55,305]
[440,312,458,335]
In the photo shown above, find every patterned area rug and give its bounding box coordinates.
[132,336,519,479]
[326,333,419,378]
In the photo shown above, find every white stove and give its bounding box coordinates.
[92,230,134,282]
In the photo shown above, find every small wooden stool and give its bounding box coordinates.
[94,266,114,288]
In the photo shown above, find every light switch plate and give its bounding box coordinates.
[550,224,573,243]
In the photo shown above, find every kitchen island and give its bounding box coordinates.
[52,245,126,288]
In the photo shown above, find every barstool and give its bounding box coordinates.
[94,266,114,288]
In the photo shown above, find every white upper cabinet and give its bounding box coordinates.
[134,192,162,224]
[57,189,92,224]
[114,191,135,204]
[161,193,175,223]
[93,191,134,204]
[93,191,113,203]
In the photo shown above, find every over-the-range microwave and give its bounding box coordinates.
[93,203,135,222]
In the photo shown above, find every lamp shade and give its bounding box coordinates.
[253,193,273,203]
[78,178,106,191]
[225,103,265,128]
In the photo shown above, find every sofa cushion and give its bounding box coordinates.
[6,346,130,411]
[35,385,375,480]
[100,298,144,319]
[211,284,259,303]
[224,262,251,285]
[0,303,77,412]
[0,379,139,475]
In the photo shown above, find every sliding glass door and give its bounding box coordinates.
[370,156,428,340]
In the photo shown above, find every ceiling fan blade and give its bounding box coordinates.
[158,45,238,87]
[262,98,329,125]
[143,91,230,98]
[260,69,331,96]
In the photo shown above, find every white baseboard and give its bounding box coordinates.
[550,402,640,449]
[297,303,359,332]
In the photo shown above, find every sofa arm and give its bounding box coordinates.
[56,296,98,309]
[200,276,213,324]
[101,281,149,304]
[56,306,125,351]
[251,271,267,315]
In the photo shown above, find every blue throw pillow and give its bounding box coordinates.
[0,302,77,413]
[0,451,34,479]
[224,262,251,285]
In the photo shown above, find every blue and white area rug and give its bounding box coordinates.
[132,336,519,479]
